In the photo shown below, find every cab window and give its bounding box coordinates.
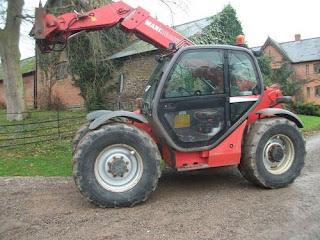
[163,50,224,98]
[229,51,259,96]
[228,51,260,124]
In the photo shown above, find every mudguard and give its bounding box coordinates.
[256,108,303,128]
[87,110,112,121]
[89,110,148,130]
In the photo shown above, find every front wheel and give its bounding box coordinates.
[239,118,306,188]
[72,122,90,155]
[73,123,161,208]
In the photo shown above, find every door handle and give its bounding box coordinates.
[164,103,176,110]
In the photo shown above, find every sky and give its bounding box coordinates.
[18,0,320,60]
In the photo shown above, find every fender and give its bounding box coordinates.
[87,110,112,121]
[256,108,303,128]
[89,110,148,130]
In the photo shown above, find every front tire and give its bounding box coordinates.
[239,118,306,188]
[73,123,161,208]
[72,122,90,155]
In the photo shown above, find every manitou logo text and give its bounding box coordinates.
[144,19,180,44]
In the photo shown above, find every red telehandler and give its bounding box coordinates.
[34,1,306,208]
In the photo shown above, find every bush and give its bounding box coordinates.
[291,102,320,116]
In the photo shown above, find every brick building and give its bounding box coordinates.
[0,0,86,109]
[35,51,84,109]
[0,55,84,109]
[252,35,320,104]
[0,57,36,108]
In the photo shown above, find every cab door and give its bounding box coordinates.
[152,46,262,151]
[156,48,229,149]
[228,50,261,124]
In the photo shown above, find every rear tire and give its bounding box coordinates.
[73,123,161,208]
[239,118,306,188]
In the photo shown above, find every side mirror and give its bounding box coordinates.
[168,43,176,50]
[155,54,162,62]
[116,73,124,93]
[276,96,293,104]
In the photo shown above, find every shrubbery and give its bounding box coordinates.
[291,102,320,116]
[190,4,243,45]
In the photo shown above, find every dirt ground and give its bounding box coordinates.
[1,133,320,240]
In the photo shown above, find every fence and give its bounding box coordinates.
[0,101,135,149]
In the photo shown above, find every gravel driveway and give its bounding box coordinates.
[1,132,320,240]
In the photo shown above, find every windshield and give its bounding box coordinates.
[141,60,168,113]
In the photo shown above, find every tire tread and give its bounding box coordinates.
[73,123,161,208]
[238,117,306,188]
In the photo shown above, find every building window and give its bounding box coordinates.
[306,65,310,75]
[314,63,320,74]
[315,86,320,97]
[306,87,310,98]
[56,61,68,80]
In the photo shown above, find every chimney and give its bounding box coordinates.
[295,34,301,41]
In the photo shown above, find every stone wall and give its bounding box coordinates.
[109,50,161,102]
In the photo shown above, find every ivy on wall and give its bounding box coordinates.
[66,1,128,110]
[67,28,128,110]
[190,4,244,45]
[37,0,128,110]
[257,54,273,86]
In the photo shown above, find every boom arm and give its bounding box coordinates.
[34,1,193,53]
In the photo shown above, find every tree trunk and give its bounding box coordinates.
[0,0,28,121]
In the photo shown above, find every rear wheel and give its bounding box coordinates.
[239,118,306,188]
[73,123,161,208]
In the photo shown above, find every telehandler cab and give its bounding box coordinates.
[34,1,305,208]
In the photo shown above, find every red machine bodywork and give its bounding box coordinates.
[34,1,193,52]
[132,86,283,171]
[133,117,247,171]
[247,86,283,124]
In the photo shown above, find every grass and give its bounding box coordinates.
[0,109,87,176]
[0,139,73,176]
[0,111,319,177]
[0,109,85,124]
[298,115,320,132]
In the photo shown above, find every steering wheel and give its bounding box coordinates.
[178,87,202,96]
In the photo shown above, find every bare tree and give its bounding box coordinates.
[0,0,28,121]
[37,49,62,109]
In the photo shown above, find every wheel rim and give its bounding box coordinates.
[94,144,143,192]
[263,134,295,175]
